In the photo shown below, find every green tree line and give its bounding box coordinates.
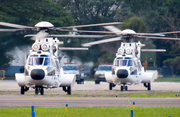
[0,0,180,74]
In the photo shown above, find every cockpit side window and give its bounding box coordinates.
[28,57,33,65]
[128,60,133,66]
[44,58,51,66]
[115,59,119,66]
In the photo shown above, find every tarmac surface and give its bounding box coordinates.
[0,80,180,108]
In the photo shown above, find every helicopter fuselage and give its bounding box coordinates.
[24,51,60,88]
[105,42,158,91]
[15,37,76,95]
[106,56,156,85]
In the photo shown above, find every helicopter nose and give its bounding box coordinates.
[31,69,45,80]
[117,69,128,78]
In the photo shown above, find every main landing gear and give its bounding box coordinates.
[120,84,128,91]
[144,83,151,90]
[62,86,71,95]
[20,86,29,95]
[109,83,116,90]
[20,86,44,95]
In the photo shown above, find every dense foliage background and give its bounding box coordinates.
[1,0,180,75]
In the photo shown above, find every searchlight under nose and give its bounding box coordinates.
[117,69,128,78]
[31,69,45,80]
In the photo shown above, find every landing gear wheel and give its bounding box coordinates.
[147,83,151,91]
[63,87,67,92]
[40,87,44,95]
[81,79,84,84]
[144,83,151,91]
[67,86,71,95]
[95,80,100,84]
[21,86,25,95]
[121,86,124,91]
[77,80,80,84]
[24,87,29,92]
[109,83,113,90]
[35,88,39,95]
[125,86,128,91]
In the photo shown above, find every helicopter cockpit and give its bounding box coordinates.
[28,55,51,66]
[114,58,133,67]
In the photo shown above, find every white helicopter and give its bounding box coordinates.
[0,21,119,95]
[82,26,180,91]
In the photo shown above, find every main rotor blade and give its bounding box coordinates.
[57,28,164,36]
[103,26,121,35]
[31,31,49,40]
[138,36,180,40]
[156,31,180,35]
[61,22,123,28]
[25,34,109,38]
[141,49,166,52]
[59,47,88,50]
[82,37,121,47]
[0,29,21,32]
[0,22,33,29]
[50,35,104,38]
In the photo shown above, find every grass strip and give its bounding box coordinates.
[0,107,179,117]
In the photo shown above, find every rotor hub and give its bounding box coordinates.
[35,21,54,28]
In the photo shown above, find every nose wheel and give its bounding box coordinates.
[35,87,44,95]
[120,85,128,91]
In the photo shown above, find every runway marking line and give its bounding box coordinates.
[0,97,179,101]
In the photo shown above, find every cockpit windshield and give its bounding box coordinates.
[63,66,78,71]
[97,66,112,71]
[114,59,133,67]
[28,57,51,66]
